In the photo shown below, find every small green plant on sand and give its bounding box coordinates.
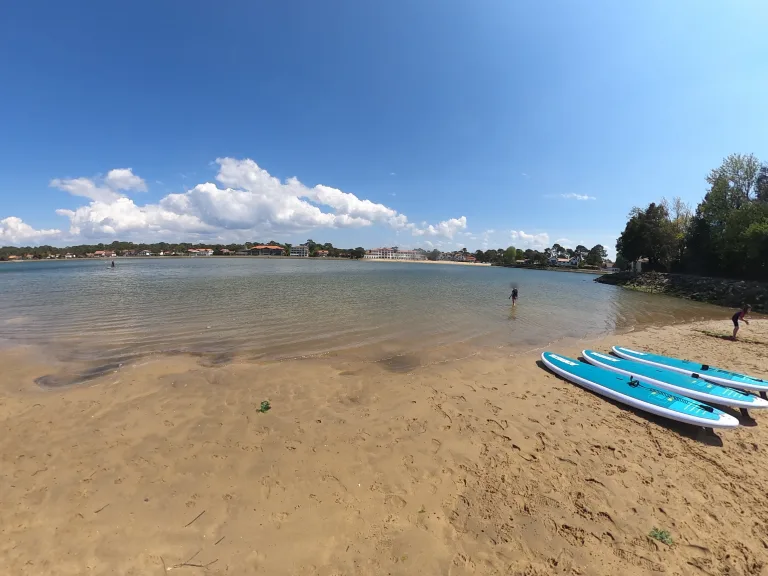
[258,400,271,413]
[649,527,673,545]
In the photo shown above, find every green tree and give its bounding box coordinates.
[616,203,676,270]
[586,244,608,267]
[503,246,516,265]
[574,245,589,259]
[706,153,761,208]
[756,165,768,202]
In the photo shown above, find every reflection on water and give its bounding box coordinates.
[0,258,725,367]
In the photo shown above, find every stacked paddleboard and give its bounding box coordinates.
[611,346,768,396]
[541,347,768,431]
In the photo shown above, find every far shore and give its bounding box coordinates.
[1,256,493,266]
[361,258,491,266]
[508,264,610,275]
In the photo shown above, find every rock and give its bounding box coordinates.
[595,272,768,310]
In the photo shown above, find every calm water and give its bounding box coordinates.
[0,258,724,365]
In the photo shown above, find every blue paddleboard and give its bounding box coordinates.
[612,346,768,393]
[583,350,767,409]
[541,352,739,428]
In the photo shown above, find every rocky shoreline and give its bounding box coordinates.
[595,271,768,311]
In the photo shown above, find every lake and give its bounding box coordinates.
[0,258,724,367]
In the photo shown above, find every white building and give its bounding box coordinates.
[290,244,309,257]
[364,247,395,259]
[548,255,581,267]
[364,247,425,260]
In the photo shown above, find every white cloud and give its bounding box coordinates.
[9,158,467,245]
[408,216,467,239]
[561,193,596,201]
[521,172,529,178]
[390,172,396,176]
[479,229,495,249]
[56,197,215,239]
[50,168,147,202]
[509,230,550,250]
[0,217,61,245]
[49,177,122,203]
[104,168,147,192]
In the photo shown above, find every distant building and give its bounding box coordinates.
[364,247,425,260]
[188,248,214,256]
[315,250,329,257]
[248,245,284,256]
[290,244,310,257]
[548,256,581,267]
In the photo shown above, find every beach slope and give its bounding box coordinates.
[1,319,767,575]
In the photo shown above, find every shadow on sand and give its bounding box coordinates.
[536,359,727,447]
[695,329,765,345]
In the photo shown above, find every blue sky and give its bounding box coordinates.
[1,0,767,256]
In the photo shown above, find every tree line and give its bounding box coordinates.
[616,154,768,280]
[467,243,608,267]
[0,239,367,260]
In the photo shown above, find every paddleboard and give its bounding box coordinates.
[612,346,768,393]
[583,350,768,409]
[541,352,739,428]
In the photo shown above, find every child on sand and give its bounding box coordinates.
[732,304,751,340]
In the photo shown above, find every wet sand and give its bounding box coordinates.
[1,319,767,575]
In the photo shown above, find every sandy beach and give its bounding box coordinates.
[2,319,768,575]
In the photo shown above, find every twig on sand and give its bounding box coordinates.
[161,556,167,573]
[214,536,225,546]
[183,510,206,528]
[168,549,218,570]
[181,550,201,565]
[94,503,110,514]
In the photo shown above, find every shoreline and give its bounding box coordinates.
[597,271,768,312]
[360,258,491,266]
[2,318,767,575]
[508,264,609,275]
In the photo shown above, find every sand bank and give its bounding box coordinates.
[1,319,767,575]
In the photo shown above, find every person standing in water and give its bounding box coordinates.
[732,304,751,340]
[509,287,518,306]
[111,260,115,268]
